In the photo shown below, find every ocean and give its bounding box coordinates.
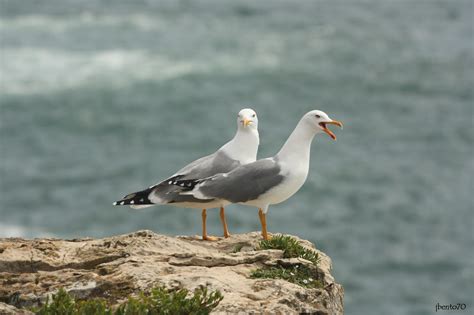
[0,1,472,314]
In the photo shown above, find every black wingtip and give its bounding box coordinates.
[113,188,155,206]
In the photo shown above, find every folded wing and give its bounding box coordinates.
[179,158,284,203]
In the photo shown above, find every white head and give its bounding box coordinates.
[220,108,259,163]
[237,108,258,131]
[300,110,343,140]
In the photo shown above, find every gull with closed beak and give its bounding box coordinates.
[113,108,260,241]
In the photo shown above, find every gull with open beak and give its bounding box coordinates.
[175,110,343,240]
[113,108,260,241]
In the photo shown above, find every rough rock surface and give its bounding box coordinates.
[0,231,343,314]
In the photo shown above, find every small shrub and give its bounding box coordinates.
[257,235,319,265]
[251,235,322,288]
[76,299,111,315]
[116,286,223,315]
[34,286,223,315]
[36,289,82,315]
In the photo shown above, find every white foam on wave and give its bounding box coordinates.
[0,13,165,32]
[0,48,205,94]
[0,46,282,95]
[0,222,56,238]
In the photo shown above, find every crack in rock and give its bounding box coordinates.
[169,251,282,267]
[0,253,128,273]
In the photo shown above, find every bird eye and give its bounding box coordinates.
[252,114,256,118]
[315,114,321,118]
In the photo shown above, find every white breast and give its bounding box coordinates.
[245,160,308,208]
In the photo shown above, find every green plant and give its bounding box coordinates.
[35,288,86,315]
[257,235,319,265]
[116,286,223,315]
[250,264,322,289]
[251,235,322,288]
[34,285,223,315]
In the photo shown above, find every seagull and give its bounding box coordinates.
[113,108,260,241]
[174,110,342,240]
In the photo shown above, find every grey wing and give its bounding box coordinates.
[150,150,241,204]
[175,150,241,180]
[196,158,284,203]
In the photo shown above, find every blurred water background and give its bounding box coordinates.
[1,1,473,314]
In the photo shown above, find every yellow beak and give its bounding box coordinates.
[243,118,252,126]
[319,120,343,140]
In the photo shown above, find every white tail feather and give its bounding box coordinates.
[130,204,155,209]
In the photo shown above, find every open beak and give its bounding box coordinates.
[319,120,343,140]
[242,118,252,126]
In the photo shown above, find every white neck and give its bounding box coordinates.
[276,118,318,170]
[220,127,259,164]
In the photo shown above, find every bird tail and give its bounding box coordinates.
[113,187,155,208]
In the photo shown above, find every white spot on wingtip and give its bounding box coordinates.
[140,198,144,202]
[168,181,172,184]
[113,202,117,206]
[130,200,135,204]
[120,201,125,205]
[180,183,185,187]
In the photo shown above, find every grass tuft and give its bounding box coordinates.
[251,235,322,288]
[34,286,223,315]
[257,234,319,265]
[250,264,322,288]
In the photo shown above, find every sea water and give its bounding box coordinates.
[1,1,472,314]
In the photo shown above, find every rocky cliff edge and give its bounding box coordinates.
[0,230,343,314]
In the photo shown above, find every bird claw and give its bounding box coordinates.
[202,235,220,241]
[261,232,273,240]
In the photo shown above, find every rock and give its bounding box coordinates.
[0,231,343,314]
[0,302,34,314]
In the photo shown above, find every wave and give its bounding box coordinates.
[0,49,204,95]
[0,13,166,32]
[0,48,281,95]
[0,222,56,238]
